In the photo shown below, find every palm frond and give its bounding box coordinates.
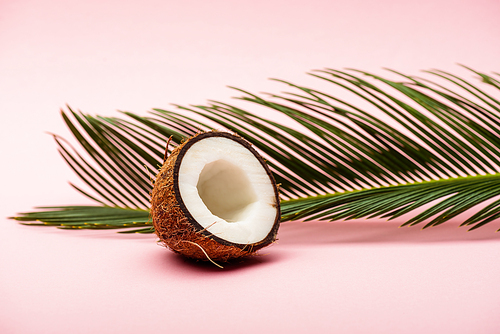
[12,206,152,233]
[12,66,500,232]
[281,173,500,231]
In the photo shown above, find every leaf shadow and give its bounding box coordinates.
[278,219,500,245]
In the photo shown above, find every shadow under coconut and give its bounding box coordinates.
[277,220,500,245]
[157,248,285,273]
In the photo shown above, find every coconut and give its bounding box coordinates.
[150,131,280,264]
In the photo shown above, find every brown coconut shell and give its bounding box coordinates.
[150,131,280,263]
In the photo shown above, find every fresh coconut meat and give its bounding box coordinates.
[151,131,280,262]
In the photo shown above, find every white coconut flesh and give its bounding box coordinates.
[178,136,278,245]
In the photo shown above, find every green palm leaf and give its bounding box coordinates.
[12,206,152,233]
[11,66,500,232]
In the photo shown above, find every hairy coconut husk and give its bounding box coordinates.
[150,131,280,263]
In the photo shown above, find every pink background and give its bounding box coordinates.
[1,0,500,333]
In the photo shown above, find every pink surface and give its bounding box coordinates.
[1,0,500,333]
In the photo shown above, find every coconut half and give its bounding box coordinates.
[151,131,280,262]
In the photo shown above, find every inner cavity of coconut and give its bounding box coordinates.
[196,159,257,222]
[178,136,278,245]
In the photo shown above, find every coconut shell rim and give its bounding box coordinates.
[172,131,281,251]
